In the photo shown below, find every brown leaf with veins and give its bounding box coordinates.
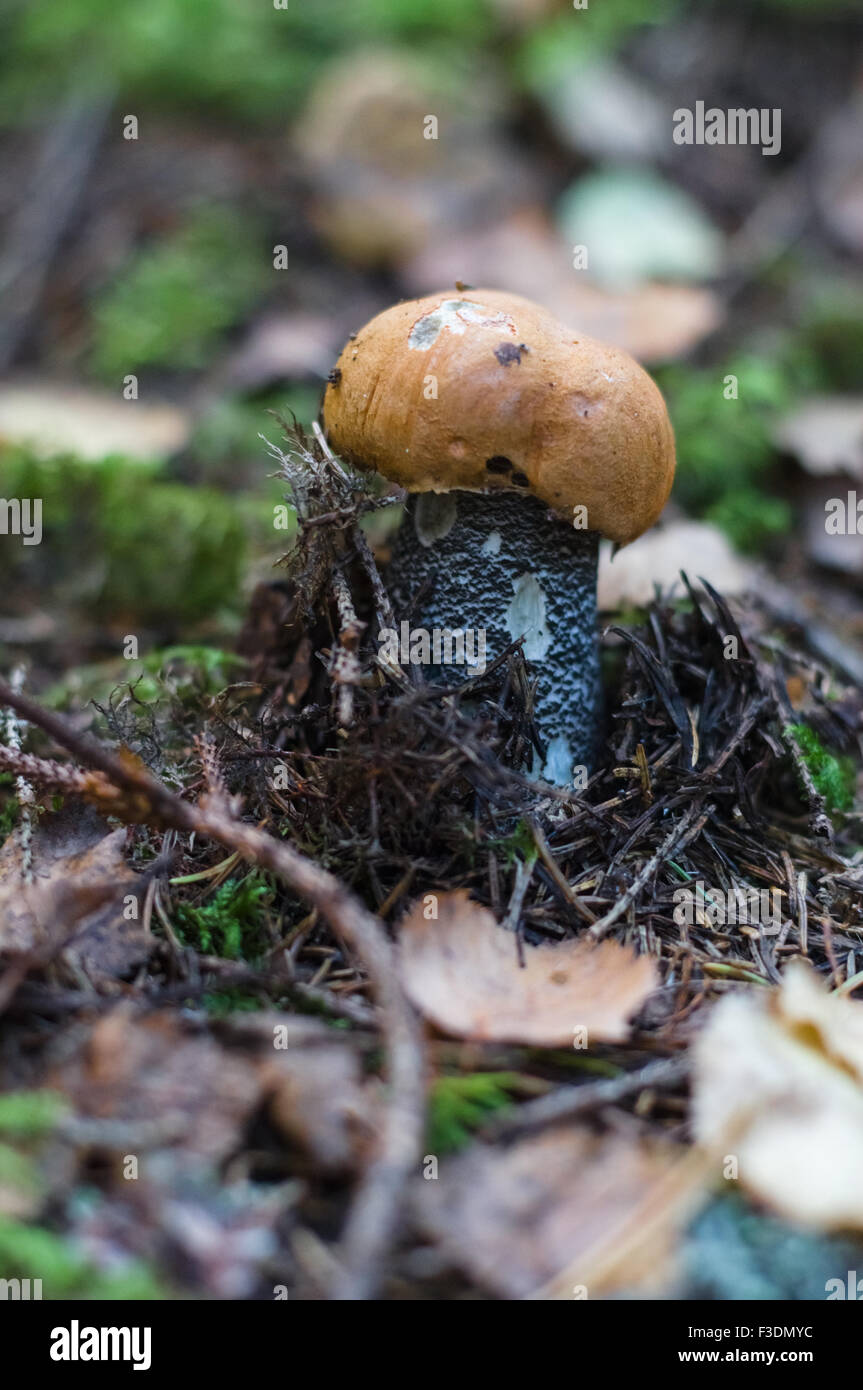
[398,890,657,1045]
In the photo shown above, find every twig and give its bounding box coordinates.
[0,678,424,1302]
[501,855,535,934]
[529,819,598,926]
[483,1055,689,1139]
[0,744,90,797]
[330,568,365,727]
[351,523,398,633]
[589,798,713,941]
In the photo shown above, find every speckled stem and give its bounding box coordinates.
[384,490,601,785]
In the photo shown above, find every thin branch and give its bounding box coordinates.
[0,678,424,1302]
[589,797,713,941]
[483,1054,689,1139]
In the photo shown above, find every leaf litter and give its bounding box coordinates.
[398,889,656,1045]
[1,419,863,1298]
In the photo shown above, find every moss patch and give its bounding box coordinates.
[0,446,245,627]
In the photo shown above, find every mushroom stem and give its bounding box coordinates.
[385,490,601,786]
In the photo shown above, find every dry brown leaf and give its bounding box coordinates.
[48,1009,264,1163]
[0,806,151,982]
[0,381,189,460]
[47,1008,377,1172]
[223,1012,377,1173]
[417,1126,694,1299]
[693,962,863,1230]
[398,890,657,1045]
[403,210,722,363]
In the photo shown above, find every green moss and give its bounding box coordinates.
[45,647,247,716]
[491,818,537,868]
[427,1073,522,1154]
[794,282,863,393]
[183,395,306,547]
[0,0,320,125]
[786,723,856,815]
[139,645,247,695]
[0,1090,67,1138]
[174,874,274,961]
[90,207,268,379]
[0,1092,69,1215]
[0,1217,166,1299]
[0,1142,41,1206]
[655,352,800,553]
[0,0,490,128]
[705,487,793,554]
[200,989,266,1016]
[187,390,320,472]
[104,482,245,621]
[0,446,245,626]
[516,0,680,90]
[660,354,790,514]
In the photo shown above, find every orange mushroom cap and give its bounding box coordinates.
[323,288,676,548]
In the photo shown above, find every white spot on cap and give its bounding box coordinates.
[481,530,502,556]
[506,572,551,661]
[408,299,516,351]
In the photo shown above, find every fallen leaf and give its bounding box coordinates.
[48,1005,376,1171]
[398,890,657,1045]
[774,396,863,477]
[46,1009,260,1163]
[0,381,189,460]
[221,1012,377,1173]
[0,806,151,983]
[598,520,753,610]
[692,962,863,1231]
[417,1126,696,1298]
[403,210,722,363]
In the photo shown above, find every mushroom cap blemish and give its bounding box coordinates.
[322,288,676,547]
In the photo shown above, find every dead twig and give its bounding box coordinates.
[0,678,424,1303]
[589,799,714,941]
[483,1054,689,1139]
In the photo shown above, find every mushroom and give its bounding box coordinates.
[322,289,675,785]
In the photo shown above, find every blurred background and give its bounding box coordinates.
[1,0,862,681]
